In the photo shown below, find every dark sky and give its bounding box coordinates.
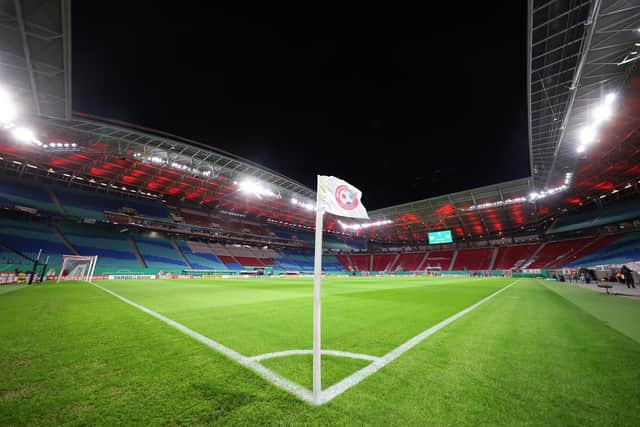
[72,2,529,210]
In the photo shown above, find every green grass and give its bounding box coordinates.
[0,284,23,296]
[542,280,640,343]
[1,276,639,425]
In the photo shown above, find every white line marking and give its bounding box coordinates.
[318,280,519,404]
[247,349,380,363]
[91,280,517,406]
[90,282,315,404]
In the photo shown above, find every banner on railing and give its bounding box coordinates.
[107,274,157,280]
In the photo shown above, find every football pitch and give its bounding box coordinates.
[1,276,640,425]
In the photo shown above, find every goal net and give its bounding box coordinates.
[57,255,98,282]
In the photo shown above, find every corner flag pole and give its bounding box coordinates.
[312,178,325,404]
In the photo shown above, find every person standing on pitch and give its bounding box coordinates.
[621,265,636,289]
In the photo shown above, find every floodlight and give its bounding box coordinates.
[577,144,586,153]
[239,180,259,194]
[291,197,298,204]
[579,126,596,145]
[0,88,15,123]
[11,127,35,143]
[593,104,611,122]
[604,93,616,105]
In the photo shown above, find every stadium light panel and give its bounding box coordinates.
[239,180,260,194]
[577,144,586,153]
[593,104,611,122]
[0,88,15,124]
[11,127,35,143]
[605,93,616,105]
[291,197,298,204]
[579,126,596,145]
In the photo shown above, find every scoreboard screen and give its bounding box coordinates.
[428,230,453,244]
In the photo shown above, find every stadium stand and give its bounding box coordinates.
[350,254,371,271]
[323,254,345,272]
[422,250,454,271]
[57,222,145,274]
[177,240,227,270]
[54,187,169,221]
[134,234,188,273]
[372,254,396,271]
[284,251,314,271]
[393,252,427,272]
[546,234,622,268]
[0,217,67,272]
[565,231,640,267]
[177,209,212,228]
[268,224,364,250]
[527,238,592,269]
[0,180,58,214]
[549,198,640,233]
[215,256,243,271]
[492,244,539,270]
[272,254,301,272]
[335,254,352,271]
[452,248,494,271]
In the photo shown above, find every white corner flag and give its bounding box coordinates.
[312,175,368,404]
[317,175,369,220]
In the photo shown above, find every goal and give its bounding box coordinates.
[57,255,98,282]
[425,266,442,276]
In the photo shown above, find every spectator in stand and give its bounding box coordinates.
[621,265,636,289]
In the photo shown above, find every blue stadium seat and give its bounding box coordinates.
[566,231,640,267]
[54,187,169,221]
[0,180,58,214]
[0,218,67,272]
[176,240,226,270]
[134,234,188,273]
[57,223,144,274]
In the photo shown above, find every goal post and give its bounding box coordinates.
[57,255,98,283]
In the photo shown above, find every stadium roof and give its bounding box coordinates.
[528,0,640,190]
[0,0,72,120]
[367,178,540,242]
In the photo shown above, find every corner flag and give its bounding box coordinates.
[317,175,369,219]
[312,175,368,404]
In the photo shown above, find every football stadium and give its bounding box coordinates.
[1,1,640,425]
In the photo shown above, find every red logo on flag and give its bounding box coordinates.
[335,185,358,210]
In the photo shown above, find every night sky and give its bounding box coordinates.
[72,3,529,210]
